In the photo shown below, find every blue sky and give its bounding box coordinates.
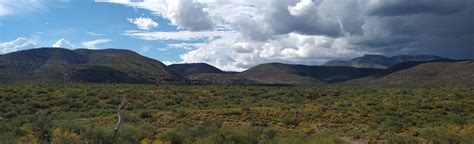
[0,0,472,71]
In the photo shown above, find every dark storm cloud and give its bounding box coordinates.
[233,0,474,61]
[257,0,473,59]
[351,36,414,50]
[343,0,474,59]
[367,0,468,16]
[227,0,344,41]
[244,0,342,39]
[265,0,342,38]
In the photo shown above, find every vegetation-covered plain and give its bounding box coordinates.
[1,84,473,143]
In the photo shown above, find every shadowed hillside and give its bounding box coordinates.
[350,60,474,86]
[168,63,259,85]
[185,73,257,85]
[238,63,383,84]
[168,63,224,76]
[324,55,448,69]
[0,48,182,84]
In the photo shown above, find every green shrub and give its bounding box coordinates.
[419,126,463,143]
[281,116,298,126]
[139,110,152,119]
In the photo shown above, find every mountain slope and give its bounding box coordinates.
[168,63,224,76]
[0,48,182,83]
[351,60,474,86]
[323,55,447,69]
[167,63,257,85]
[238,63,383,84]
[237,63,319,84]
[185,73,257,85]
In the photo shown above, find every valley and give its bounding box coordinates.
[1,84,473,143]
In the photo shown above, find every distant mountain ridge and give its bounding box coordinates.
[0,48,182,83]
[350,60,474,86]
[323,54,448,69]
[238,63,383,84]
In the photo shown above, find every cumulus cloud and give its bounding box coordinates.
[165,0,214,31]
[178,32,363,71]
[52,39,75,49]
[96,0,214,31]
[0,37,36,54]
[99,0,474,71]
[288,0,318,17]
[81,39,111,49]
[127,17,159,30]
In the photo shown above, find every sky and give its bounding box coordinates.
[0,0,473,71]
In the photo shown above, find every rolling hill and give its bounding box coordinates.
[0,48,182,84]
[238,63,383,84]
[168,63,224,76]
[350,60,474,86]
[323,54,447,69]
[168,63,256,85]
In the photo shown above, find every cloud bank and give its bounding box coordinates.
[98,0,474,71]
[0,37,37,54]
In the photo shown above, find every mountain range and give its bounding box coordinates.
[351,60,474,86]
[237,63,383,84]
[0,48,472,86]
[323,55,448,69]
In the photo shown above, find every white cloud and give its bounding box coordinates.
[179,33,362,71]
[288,0,318,17]
[96,0,214,31]
[164,0,214,31]
[162,60,182,66]
[127,17,159,30]
[167,43,204,50]
[123,30,235,41]
[81,39,111,49]
[0,37,36,54]
[52,39,74,49]
[87,32,103,36]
